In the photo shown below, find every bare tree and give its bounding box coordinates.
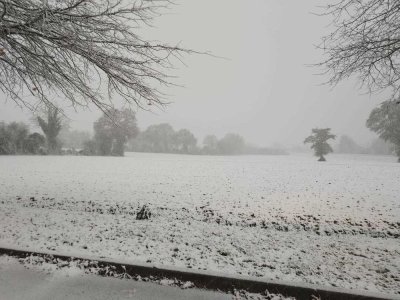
[318,1,400,100]
[0,0,192,111]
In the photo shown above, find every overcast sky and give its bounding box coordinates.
[0,0,386,148]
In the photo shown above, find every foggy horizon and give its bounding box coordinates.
[0,0,387,148]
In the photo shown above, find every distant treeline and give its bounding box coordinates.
[0,115,394,158]
[0,120,91,155]
[126,123,287,155]
[0,107,89,155]
[77,109,287,156]
[0,122,46,155]
[0,108,286,157]
[335,135,394,155]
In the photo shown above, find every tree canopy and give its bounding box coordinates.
[217,133,245,155]
[37,107,63,154]
[0,121,45,154]
[367,101,400,161]
[0,0,191,111]
[92,108,138,156]
[174,129,197,154]
[128,125,252,156]
[304,128,336,161]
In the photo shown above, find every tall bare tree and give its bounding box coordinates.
[0,0,191,111]
[318,1,400,100]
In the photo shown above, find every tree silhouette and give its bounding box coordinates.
[93,108,138,156]
[217,133,245,155]
[304,128,336,161]
[367,101,400,162]
[37,107,63,154]
[140,123,175,153]
[24,132,45,154]
[174,129,197,154]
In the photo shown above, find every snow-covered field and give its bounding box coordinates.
[0,153,399,295]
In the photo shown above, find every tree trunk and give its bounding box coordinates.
[47,137,59,155]
[318,155,326,162]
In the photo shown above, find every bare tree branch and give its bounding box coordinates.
[317,0,400,100]
[0,0,196,113]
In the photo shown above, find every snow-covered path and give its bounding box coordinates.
[0,255,231,300]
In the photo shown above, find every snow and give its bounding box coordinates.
[0,153,399,295]
[0,255,232,300]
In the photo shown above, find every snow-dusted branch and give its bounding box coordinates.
[317,0,400,99]
[0,0,193,111]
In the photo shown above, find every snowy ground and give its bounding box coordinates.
[0,153,399,296]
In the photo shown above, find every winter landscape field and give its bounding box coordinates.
[0,153,399,296]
